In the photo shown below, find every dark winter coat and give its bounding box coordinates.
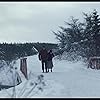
[47,52,54,69]
[38,49,48,61]
[47,52,54,61]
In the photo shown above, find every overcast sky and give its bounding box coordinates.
[0,2,100,43]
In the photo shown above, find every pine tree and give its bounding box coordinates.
[83,9,100,58]
[53,16,85,60]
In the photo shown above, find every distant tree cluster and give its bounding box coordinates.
[53,9,100,61]
[0,42,58,65]
[0,42,37,64]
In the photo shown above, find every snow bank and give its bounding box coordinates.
[0,60,21,87]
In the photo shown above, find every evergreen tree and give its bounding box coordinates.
[83,9,100,58]
[53,16,85,60]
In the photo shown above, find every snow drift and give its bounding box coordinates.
[0,60,22,89]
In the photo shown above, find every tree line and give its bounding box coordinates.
[0,42,58,65]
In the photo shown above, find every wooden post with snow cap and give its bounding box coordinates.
[88,57,100,70]
[20,57,28,80]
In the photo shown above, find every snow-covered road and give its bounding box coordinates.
[1,55,100,98]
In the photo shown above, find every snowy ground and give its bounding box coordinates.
[1,55,100,98]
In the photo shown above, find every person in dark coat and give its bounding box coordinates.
[38,46,48,73]
[47,49,54,72]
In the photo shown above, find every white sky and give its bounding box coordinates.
[0,2,100,43]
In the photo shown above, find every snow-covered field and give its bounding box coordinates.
[0,54,100,98]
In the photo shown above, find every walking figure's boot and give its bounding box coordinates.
[42,70,44,73]
[48,69,49,72]
[46,69,48,73]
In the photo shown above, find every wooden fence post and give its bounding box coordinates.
[20,58,28,80]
